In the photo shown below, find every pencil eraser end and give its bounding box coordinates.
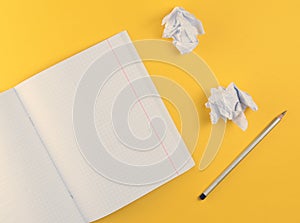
[199,193,206,200]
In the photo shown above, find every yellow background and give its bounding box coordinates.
[1,0,299,222]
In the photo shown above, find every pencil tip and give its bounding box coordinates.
[278,110,287,119]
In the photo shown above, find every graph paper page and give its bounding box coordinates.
[15,31,194,222]
[0,89,86,223]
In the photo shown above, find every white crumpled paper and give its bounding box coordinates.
[205,83,258,131]
[161,7,205,54]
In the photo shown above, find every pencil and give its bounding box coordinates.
[199,111,287,200]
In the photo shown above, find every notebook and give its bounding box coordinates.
[0,31,194,223]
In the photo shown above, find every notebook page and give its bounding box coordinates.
[0,89,86,223]
[15,31,194,221]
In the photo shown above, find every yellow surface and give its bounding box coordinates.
[1,0,299,222]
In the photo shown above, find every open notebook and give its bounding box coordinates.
[0,31,194,223]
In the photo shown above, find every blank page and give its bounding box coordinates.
[0,89,86,223]
[15,31,194,222]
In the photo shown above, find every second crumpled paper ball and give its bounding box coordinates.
[205,83,258,131]
[161,7,205,54]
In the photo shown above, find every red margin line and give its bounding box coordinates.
[106,40,179,176]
